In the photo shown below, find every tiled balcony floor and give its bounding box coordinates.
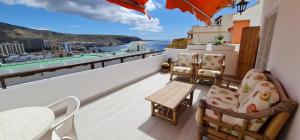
[75,73,210,140]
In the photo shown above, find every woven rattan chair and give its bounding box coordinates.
[170,53,199,83]
[195,54,225,84]
[195,69,298,140]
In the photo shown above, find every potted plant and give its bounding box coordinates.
[211,35,235,51]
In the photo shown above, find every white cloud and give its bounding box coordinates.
[0,0,163,32]
[145,0,162,11]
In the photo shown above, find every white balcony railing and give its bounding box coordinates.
[0,55,165,111]
[0,48,239,112]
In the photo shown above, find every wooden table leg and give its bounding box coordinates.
[172,109,177,125]
[151,102,154,116]
[190,90,194,106]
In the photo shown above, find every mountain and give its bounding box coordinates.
[0,22,142,46]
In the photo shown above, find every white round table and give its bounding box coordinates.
[0,107,55,140]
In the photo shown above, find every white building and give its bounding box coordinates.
[0,42,26,56]
[63,42,73,53]
[187,1,263,45]
[121,41,149,52]
[187,14,233,44]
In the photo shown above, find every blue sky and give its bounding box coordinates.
[0,0,256,40]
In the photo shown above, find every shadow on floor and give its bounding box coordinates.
[138,75,211,140]
[137,103,200,140]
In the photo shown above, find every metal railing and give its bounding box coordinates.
[0,50,164,89]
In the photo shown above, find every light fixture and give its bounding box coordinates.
[236,0,249,14]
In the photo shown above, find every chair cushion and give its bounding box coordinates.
[206,85,239,106]
[196,96,238,126]
[172,66,191,74]
[236,81,280,132]
[198,69,221,77]
[177,53,198,67]
[196,86,239,124]
[201,54,225,70]
[237,69,268,103]
[197,96,261,140]
[196,80,280,140]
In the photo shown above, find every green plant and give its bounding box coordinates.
[213,35,225,45]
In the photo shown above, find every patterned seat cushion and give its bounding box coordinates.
[201,54,225,70]
[196,96,238,126]
[172,66,191,74]
[196,80,280,140]
[237,69,268,103]
[206,85,239,106]
[235,81,280,132]
[198,69,221,77]
[196,86,239,124]
[177,53,198,67]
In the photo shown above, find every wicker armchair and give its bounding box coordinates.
[195,69,298,140]
[195,54,225,84]
[170,53,199,83]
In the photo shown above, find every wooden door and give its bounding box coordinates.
[236,26,260,79]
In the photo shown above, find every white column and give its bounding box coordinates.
[0,44,4,55]
[21,44,25,54]
[3,44,8,55]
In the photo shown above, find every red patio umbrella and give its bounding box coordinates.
[166,0,233,25]
[107,0,149,14]
[107,0,233,25]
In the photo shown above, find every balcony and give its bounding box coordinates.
[0,53,212,139]
[74,73,209,140]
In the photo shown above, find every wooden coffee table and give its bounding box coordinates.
[145,81,196,125]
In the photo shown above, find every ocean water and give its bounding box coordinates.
[98,40,170,52]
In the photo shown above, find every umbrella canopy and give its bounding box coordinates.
[166,0,233,25]
[107,0,149,13]
[106,0,233,24]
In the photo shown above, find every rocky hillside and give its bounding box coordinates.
[167,38,188,49]
[0,22,141,46]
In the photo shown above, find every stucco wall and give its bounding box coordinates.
[263,0,300,139]
[190,15,233,44]
[230,20,250,44]
[191,31,231,44]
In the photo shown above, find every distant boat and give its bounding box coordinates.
[121,41,149,52]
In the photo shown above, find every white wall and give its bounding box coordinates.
[0,55,165,111]
[2,54,148,87]
[164,48,238,76]
[233,2,264,26]
[192,31,231,44]
[218,14,234,29]
[263,0,300,139]
[191,15,233,44]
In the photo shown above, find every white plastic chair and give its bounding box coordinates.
[42,96,80,140]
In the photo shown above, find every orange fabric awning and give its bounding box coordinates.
[107,0,233,25]
[107,0,149,14]
[166,0,233,25]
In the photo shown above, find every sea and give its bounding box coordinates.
[98,40,170,52]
